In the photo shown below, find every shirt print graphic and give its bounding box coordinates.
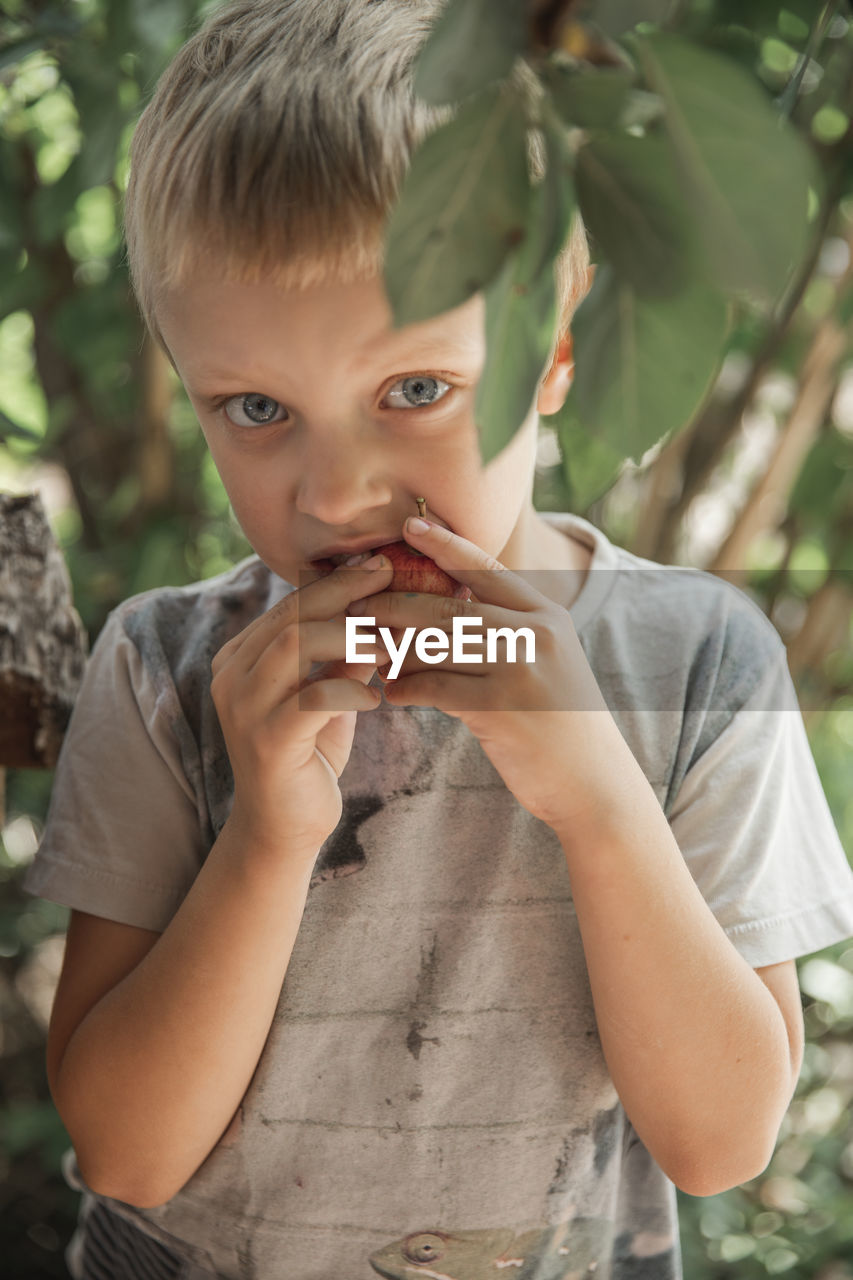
[368,1215,679,1280]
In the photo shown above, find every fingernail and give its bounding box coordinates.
[362,553,388,569]
[343,551,371,566]
[406,517,431,534]
[347,598,368,615]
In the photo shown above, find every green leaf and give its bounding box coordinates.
[713,0,821,40]
[128,0,190,61]
[589,0,673,38]
[0,35,44,74]
[558,262,730,460]
[575,130,694,297]
[412,0,528,106]
[50,282,137,395]
[0,142,24,249]
[475,115,577,464]
[0,408,40,441]
[521,110,577,285]
[0,7,85,73]
[790,432,853,525]
[63,62,126,190]
[838,287,853,331]
[384,81,532,327]
[628,30,818,304]
[540,62,639,129]
[478,258,558,465]
[555,408,626,511]
[31,164,80,243]
[0,253,48,321]
[0,1100,69,1159]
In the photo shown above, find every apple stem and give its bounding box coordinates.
[415,496,427,519]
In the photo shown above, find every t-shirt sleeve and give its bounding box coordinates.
[668,637,853,967]
[23,608,207,931]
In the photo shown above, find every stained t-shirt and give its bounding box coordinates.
[25,511,853,1280]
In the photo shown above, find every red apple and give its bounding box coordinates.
[373,540,471,601]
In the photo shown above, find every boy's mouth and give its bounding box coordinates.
[312,537,470,603]
[310,539,425,574]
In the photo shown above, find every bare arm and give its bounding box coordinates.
[48,827,316,1208]
[551,716,804,1199]
[47,557,394,1209]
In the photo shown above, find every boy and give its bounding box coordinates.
[24,2,853,1278]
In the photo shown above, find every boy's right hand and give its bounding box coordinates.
[210,556,393,858]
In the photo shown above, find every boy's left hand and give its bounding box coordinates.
[346,517,617,833]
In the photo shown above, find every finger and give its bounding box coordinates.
[402,519,541,610]
[275,676,383,732]
[229,557,394,674]
[228,620,391,720]
[348,588,510,633]
[299,659,385,697]
[318,660,382,688]
[379,667,489,714]
[252,617,392,684]
[377,643,514,684]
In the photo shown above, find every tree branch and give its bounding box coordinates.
[641,149,848,565]
[708,234,852,578]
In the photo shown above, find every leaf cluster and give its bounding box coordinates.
[385,0,851,511]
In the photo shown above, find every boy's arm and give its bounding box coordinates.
[46,559,395,1209]
[363,521,830,1199]
[754,957,805,1079]
[48,819,318,1208]
[372,521,817,1197]
[551,717,804,1199]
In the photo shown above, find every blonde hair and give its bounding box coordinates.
[124,0,589,373]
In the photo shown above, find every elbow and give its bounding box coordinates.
[664,1133,778,1199]
[56,1107,182,1209]
[75,1149,185,1210]
[77,1168,172,1211]
[670,1156,771,1199]
[56,1088,211,1209]
[49,1054,200,1209]
[80,1170,179,1211]
[55,1099,197,1210]
[653,1067,795,1198]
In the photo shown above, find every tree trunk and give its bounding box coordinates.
[0,492,88,773]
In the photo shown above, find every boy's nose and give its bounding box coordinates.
[293,440,394,526]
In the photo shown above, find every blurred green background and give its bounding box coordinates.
[1,1,853,1276]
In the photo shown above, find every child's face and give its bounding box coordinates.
[157,271,565,585]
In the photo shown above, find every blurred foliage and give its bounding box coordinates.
[0,0,852,1277]
[0,0,251,645]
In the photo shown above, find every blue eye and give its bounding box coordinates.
[384,375,452,409]
[224,393,287,426]
[219,377,452,425]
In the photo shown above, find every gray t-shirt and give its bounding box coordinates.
[25,512,853,1280]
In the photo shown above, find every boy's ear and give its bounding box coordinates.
[537,333,574,416]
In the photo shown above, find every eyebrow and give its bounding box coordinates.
[374,336,482,366]
[191,341,480,391]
